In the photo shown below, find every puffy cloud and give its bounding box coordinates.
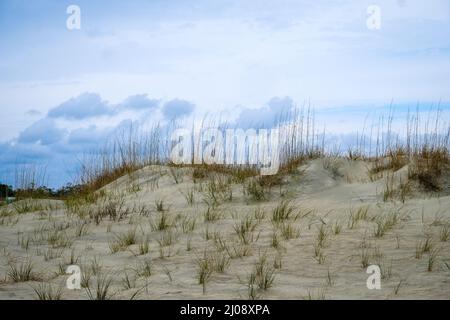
[162,99,195,119]
[119,94,159,110]
[267,96,295,113]
[18,118,67,145]
[68,125,103,145]
[66,125,113,152]
[0,141,51,164]
[233,96,295,128]
[48,93,112,120]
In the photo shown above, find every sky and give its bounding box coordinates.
[0,0,449,187]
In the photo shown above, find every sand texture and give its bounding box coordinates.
[0,158,449,300]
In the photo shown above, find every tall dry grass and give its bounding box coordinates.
[69,105,450,194]
[13,164,49,199]
[77,123,166,193]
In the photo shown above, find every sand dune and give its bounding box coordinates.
[0,158,449,300]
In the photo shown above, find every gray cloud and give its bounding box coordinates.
[233,96,295,128]
[162,99,195,119]
[48,93,112,120]
[119,94,159,110]
[0,142,51,164]
[18,118,67,145]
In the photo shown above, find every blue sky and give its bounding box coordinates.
[1,0,450,187]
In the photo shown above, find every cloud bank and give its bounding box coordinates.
[0,92,197,187]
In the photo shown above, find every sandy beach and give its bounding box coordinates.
[0,158,449,300]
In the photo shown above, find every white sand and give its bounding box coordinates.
[0,158,449,300]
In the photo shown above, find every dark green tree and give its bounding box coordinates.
[0,183,14,198]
